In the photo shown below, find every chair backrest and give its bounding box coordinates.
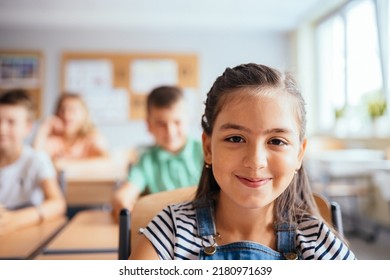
[331,201,344,237]
[313,193,332,225]
[118,208,131,260]
[313,192,344,237]
[117,186,196,259]
[118,188,343,259]
[131,186,197,250]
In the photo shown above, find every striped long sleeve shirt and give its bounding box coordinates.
[143,201,356,260]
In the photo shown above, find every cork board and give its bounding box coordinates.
[0,50,44,117]
[61,52,198,121]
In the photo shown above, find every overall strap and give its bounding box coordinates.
[275,222,297,255]
[195,205,216,238]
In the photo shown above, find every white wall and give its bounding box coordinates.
[0,27,291,149]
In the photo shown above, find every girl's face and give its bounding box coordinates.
[202,89,307,210]
[57,98,88,136]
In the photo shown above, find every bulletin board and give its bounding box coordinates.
[60,52,198,122]
[0,50,44,117]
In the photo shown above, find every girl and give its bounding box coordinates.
[130,63,356,260]
[34,93,109,165]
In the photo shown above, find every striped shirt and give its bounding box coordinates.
[143,201,356,260]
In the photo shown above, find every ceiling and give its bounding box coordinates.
[0,0,344,31]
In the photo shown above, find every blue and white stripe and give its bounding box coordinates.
[143,202,356,260]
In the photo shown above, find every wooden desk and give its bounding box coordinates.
[62,159,128,207]
[66,180,118,207]
[42,210,118,255]
[0,216,67,260]
[35,252,117,260]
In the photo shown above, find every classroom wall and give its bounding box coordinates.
[0,27,291,150]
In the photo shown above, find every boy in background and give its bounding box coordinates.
[112,86,203,217]
[0,89,66,235]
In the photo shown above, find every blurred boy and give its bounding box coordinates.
[113,86,203,217]
[0,89,66,235]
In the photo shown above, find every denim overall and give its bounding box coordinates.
[195,205,299,260]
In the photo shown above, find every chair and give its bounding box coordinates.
[133,186,197,247]
[118,208,131,260]
[118,188,344,259]
[313,192,344,237]
[118,186,196,260]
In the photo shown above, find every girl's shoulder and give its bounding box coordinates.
[165,201,197,221]
[296,214,322,230]
[85,130,105,141]
[296,214,331,239]
[296,215,356,260]
[144,201,200,260]
[148,201,197,231]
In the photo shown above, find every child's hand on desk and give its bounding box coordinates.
[111,192,132,223]
[111,183,139,223]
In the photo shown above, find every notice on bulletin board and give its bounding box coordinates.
[82,88,129,124]
[64,59,129,123]
[0,55,40,88]
[65,59,113,93]
[130,59,178,94]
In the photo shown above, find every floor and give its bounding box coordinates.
[324,188,390,260]
[347,231,390,260]
[342,211,390,260]
[348,236,390,260]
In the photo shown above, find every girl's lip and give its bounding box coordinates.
[236,175,272,188]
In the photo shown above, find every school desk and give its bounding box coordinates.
[41,210,118,256]
[62,158,129,208]
[66,178,119,207]
[0,216,67,260]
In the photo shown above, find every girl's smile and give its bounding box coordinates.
[235,175,273,189]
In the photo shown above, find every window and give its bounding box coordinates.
[316,0,388,136]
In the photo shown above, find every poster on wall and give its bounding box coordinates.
[0,54,40,88]
[65,59,113,93]
[64,59,129,123]
[82,88,129,124]
[130,59,178,94]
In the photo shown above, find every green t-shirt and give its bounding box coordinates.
[128,138,203,194]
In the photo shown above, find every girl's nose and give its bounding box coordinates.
[243,144,267,170]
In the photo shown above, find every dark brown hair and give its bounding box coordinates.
[194,63,321,225]
[0,89,35,120]
[146,86,184,114]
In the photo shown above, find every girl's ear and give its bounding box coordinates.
[297,138,307,169]
[202,132,212,164]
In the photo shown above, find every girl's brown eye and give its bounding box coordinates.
[268,139,287,146]
[226,136,244,143]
